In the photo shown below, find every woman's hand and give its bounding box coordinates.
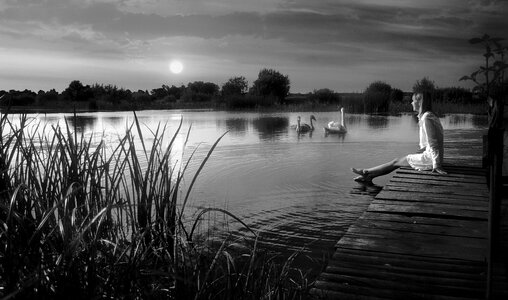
[432,167,447,174]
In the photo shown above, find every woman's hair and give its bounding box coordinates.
[414,92,433,117]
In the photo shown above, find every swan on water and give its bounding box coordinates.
[325,107,347,134]
[295,115,316,133]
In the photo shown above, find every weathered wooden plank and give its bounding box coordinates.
[326,260,484,284]
[335,237,485,263]
[391,175,486,186]
[395,169,486,181]
[397,165,484,174]
[440,169,485,176]
[367,202,488,220]
[336,229,486,255]
[316,273,485,299]
[336,232,486,262]
[331,249,486,276]
[319,267,485,292]
[342,226,486,249]
[384,184,489,197]
[333,247,486,265]
[370,199,488,213]
[397,166,485,175]
[358,212,488,235]
[324,261,484,285]
[392,173,486,184]
[353,216,487,239]
[393,170,487,185]
[389,177,486,187]
[376,189,489,205]
[375,190,488,205]
[385,181,488,193]
[312,279,481,300]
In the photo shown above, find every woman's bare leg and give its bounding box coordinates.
[352,156,410,181]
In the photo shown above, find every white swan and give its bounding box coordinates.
[325,107,347,134]
[296,115,316,133]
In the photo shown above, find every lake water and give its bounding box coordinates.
[29,110,487,258]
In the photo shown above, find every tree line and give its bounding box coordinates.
[0,68,476,112]
[0,68,289,111]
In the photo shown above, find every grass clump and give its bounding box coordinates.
[0,112,314,299]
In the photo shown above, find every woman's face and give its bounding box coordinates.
[411,95,421,112]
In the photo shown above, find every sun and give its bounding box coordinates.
[169,60,183,74]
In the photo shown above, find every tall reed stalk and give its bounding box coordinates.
[0,112,313,299]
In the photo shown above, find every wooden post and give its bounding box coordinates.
[487,128,504,300]
[486,91,506,299]
[483,134,489,169]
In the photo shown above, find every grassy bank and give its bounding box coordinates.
[0,112,316,299]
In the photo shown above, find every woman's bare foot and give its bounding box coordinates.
[351,168,365,176]
[351,168,372,183]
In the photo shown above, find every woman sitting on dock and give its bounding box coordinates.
[351,92,447,183]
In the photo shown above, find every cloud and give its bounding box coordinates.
[1,0,507,92]
[2,1,506,55]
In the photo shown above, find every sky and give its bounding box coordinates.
[1,0,507,93]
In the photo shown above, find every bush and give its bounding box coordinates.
[363,81,391,113]
[311,88,339,104]
[14,94,36,106]
[250,68,290,103]
[435,87,473,103]
[63,80,94,102]
[413,77,436,94]
[340,93,364,113]
[37,89,59,104]
[0,90,37,106]
[187,81,219,96]
[221,76,248,97]
[131,90,152,103]
[390,88,404,102]
[181,92,215,102]
[225,94,275,109]
[225,94,255,109]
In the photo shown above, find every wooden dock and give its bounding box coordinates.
[311,164,489,299]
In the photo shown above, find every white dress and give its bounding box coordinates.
[406,112,444,171]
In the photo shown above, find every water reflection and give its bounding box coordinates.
[324,131,346,141]
[40,116,61,124]
[343,115,363,127]
[251,116,289,140]
[224,118,248,135]
[446,114,468,125]
[472,114,489,127]
[366,115,390,128]
[442,114,489,129]
[103,116,126,129]
[67,116,97,134]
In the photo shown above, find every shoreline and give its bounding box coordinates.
[0,104,488,116]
